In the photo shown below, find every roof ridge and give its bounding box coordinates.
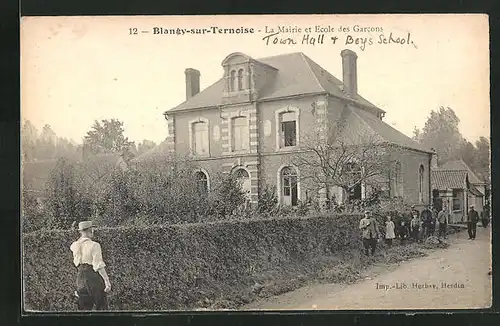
[299,53,326,93]
[256,51,304,61]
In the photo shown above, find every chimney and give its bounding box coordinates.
[340,49,358,96]
[430,148,438,168]
[185,68,200,100]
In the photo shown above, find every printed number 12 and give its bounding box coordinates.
[129,28,138,35]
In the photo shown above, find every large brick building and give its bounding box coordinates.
[135,50,433,207]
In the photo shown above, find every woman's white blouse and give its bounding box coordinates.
[70,237,106,272]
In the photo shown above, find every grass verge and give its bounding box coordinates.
[207,229,459,310]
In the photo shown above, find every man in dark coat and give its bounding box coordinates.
[429,206,437,236]
[467,205,479,240]
[359,211,380,256]
[437,206,448,239]
[420,205,433,237]
[482,201,490,227]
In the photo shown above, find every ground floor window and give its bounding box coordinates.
[233,168,251,199]
[195,170,209,195]
[348,183,362,202]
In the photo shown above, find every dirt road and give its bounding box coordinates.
[242,226,492,310]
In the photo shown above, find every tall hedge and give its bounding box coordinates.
[23,214,362,311]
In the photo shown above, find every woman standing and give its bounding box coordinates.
[70,221,111,310]
[385,216,396,246]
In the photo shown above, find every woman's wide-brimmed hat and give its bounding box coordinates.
[78,220,94,231]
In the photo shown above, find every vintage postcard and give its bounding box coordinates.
[20,14,491,312]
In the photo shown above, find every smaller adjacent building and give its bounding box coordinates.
[431,159,486,223]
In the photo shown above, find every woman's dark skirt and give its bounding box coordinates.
[76,263,107,310]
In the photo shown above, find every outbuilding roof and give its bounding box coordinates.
[431,170,467,190]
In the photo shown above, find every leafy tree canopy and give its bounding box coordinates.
[83,119,134,157]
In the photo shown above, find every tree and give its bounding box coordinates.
[137,140,157,156]
[293,126,401,208]
[54,137,81,161]
[414,106,489,182]
[45,158,81,228]
[21,121,80,162]
[412,126,422,143]
[83,119,133,156]
[457,140,477,172]
[21,120,39,162]
[474,136,490,183]
[413,106,465,164]
[37,124,58,160]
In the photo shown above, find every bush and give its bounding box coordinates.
[24,156,252,231]
[207,173,247,218]
[257,185,278,215]
[45,158,84,229]
[23,213,363,311]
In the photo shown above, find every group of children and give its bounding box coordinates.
[383,206,437,246]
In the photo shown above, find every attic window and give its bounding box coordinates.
[230,70,236,92]
[237,69,244,90]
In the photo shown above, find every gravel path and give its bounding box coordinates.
[242,226,492,310]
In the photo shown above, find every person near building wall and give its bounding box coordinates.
[467,205,479,240]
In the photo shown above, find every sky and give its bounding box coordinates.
[21,14,490,145]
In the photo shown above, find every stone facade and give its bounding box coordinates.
[161,51,433,207]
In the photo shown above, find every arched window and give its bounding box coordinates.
[229,70,236,92]
[233,168,251,198]
[281,166,298,206]
[195,170,209,195]
[392,161,403,197]
[237,68,244,91]
[419,164,425,203]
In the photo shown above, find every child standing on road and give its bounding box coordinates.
[385,216,396,246]
[410,214,421,242]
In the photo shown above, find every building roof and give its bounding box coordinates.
[345,105,432,153]
[431,170,467,190]
[162,51,430,154]
[167,52,384,113]
[437,159,484,184]
[469,184,484,197]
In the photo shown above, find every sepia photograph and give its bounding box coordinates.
[20,14,491,312]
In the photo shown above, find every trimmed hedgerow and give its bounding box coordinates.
[23,213,364,311]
